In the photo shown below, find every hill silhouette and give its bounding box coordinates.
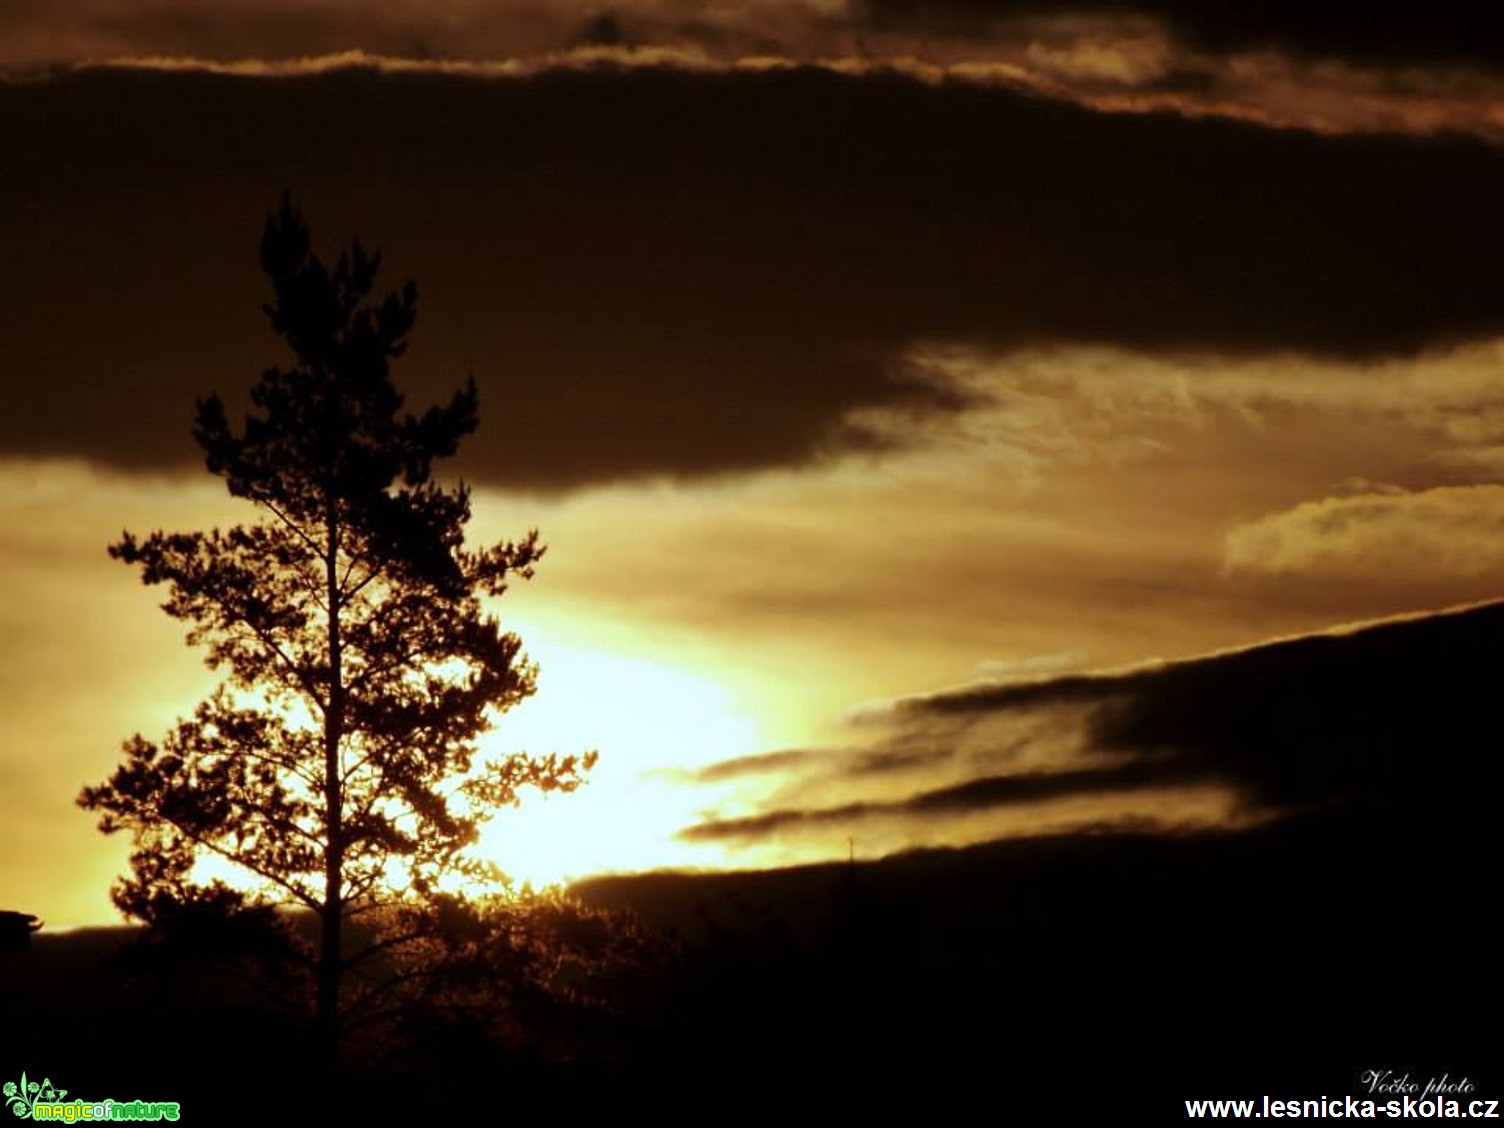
[5,600,1501,1114]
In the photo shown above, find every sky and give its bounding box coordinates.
[3,1,1504,929]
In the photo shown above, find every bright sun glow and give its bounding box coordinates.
[189,623,778,899]
[471,625,769,888]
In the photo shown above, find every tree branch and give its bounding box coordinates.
[152,814,323,914]
[257,496,325,559]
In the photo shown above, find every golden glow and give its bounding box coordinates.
[474,624,771,887]
[181,624,777,898]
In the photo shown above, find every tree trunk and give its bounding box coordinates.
[317,494,345,1063]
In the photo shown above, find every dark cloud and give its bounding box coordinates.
[913,598,1504,809]
[2,64,1502,488]
[688,748,830,782]
[687,741,969,783]
[683,599,1504,842]
[10,1,1500,75]
[857,0,1504,69]
[680,757,1180,840]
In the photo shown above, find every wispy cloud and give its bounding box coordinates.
[1226,485,1504,580]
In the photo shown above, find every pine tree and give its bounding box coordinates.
[79,197,593,1053]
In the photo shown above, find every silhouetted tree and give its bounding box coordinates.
[0,911,40,952]
[79,197,594,1057]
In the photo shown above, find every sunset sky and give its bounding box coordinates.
[4,1,1503,929]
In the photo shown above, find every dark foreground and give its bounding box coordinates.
[2,798,1497,1119]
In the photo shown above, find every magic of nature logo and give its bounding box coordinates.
[5,1072,180,1122]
